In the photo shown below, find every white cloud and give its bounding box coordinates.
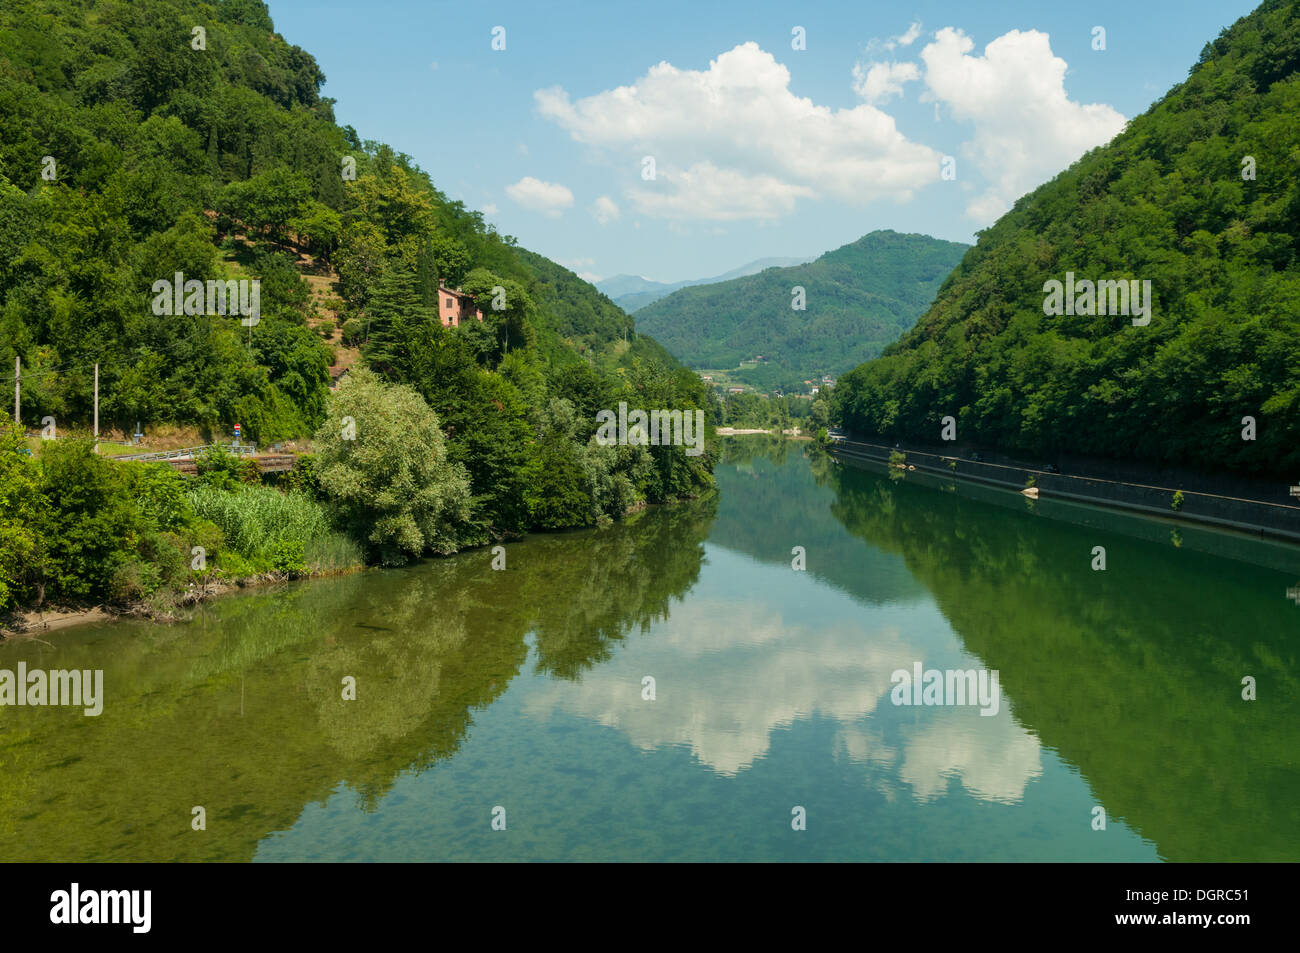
[591,195,620,224]
[535,42,941,222]
[556,257,600,282]
[918,27,1126,222]
[896,21,923,47]
[628,162,815,222]
[504,176,574,217]
[864,20,925,55]
[481,202,498,216]
[852,60,920,104]
[522,571,1043,796]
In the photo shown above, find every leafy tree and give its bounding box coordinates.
[37,437,138,601]
[221,166,312,246]
[313,367,470,564]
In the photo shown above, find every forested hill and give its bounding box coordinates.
[0,0,687,442]
[834,0,1300,478]
[633,230,969,393]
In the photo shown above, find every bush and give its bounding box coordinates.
[0,421,46,610]
[341,317,364,347]
[37,438,139,602]
[196,447,260,490]
[281,453,322,498]
[124,462,195,531]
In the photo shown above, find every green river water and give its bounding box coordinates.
[1,438,1296,862]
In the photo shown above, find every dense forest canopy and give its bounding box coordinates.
[0,0,683,438]
[0,0,716,612]
[833,0,1300,478]
[635,230,968,393]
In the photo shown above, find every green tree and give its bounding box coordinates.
[37,437,139,601]
[313,367,470,565]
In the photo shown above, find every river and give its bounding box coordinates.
[1,438,1296,861]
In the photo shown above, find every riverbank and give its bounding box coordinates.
[717,427,810,438]
[831,436,1300,543]
[0,564,368,639]
[0,488,712,639]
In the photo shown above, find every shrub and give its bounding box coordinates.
[37,438,139,602]
[0,421,46,610]
[281,453,322,498]
[124,462,195,531]
[196,447,260,490]
[341,317,364,347]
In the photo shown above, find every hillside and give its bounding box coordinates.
[597,256,813,312]
[0,0,693,445]
[633,231,969,393]
[834,0,1300,478]
[0,0,716,567]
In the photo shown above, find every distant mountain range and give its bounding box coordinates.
[597,256,815,312]
[632,230,970,393]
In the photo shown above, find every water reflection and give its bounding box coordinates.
[817,447,1300,861]
[0,495,717,860]
[0,438,1294,862]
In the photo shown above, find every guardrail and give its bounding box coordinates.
[831,438,1300,543]
[114,443,257,463]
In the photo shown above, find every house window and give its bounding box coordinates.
[446,298,454,308]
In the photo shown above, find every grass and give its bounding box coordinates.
[23,436,149,457]
[187,484,330,565]
[305,532,365,573]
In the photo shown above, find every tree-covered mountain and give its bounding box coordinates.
[834,0,1300,478]
[597,256,814,313]
[0,0,716,614]
[0,0,689,439]
[633,231,969,393]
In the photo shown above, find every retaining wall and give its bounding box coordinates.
[832,439,1300,544]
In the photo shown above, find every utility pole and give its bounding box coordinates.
[12,356,18,425]
[93,363,99,452]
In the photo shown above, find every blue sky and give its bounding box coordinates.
[268,0,1260,283]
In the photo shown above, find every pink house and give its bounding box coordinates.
[438,285,483,327]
